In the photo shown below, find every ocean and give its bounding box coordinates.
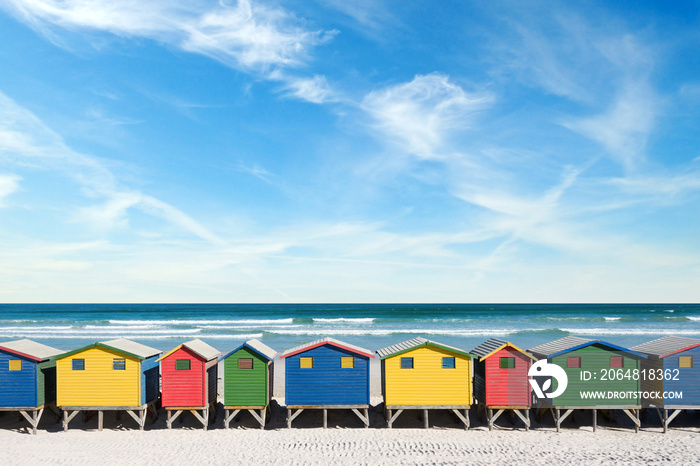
[1,303,699,354]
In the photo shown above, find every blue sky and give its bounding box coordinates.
[1,0,699,303]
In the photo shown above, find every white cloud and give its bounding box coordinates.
[362,73,494,160]
[279,74,335,104]
[0,90,226,246]
[564,79,657,171]
[0,174,21,207]
[2,0,335,102]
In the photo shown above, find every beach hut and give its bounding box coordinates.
[280,337,373,428]
[470,338,536,430]
[0,339,63,434]
[221,339,276,429]
[528,335,646,432]
[56,338,161,431]
[376,337,474,429]
[157,339,220,430]
[631,335,700,432]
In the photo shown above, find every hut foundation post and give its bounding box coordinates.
[140,408,147,431]
[592,409,597,432]
[260,408,266,429]
[62,409,79,432]
[511,409,530,431]
[465,409,470,430]
[350,408,370,428]
[386,409,392,427]
[364,408,369,429]
[387,409,403,428]
[663,409,668,433]
[555,408,560,433]
[423,409,429,429]
[323,408,327,429]
[98,410,103,432]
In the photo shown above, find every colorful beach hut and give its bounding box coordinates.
[157,339,220,430]
[631,335,700,432]
[528,335,646,432]
[280,337,373,428]
[0,339,63,434]
[221,339,277,429]
[56,338,161,431]
[471,338,536,430]
[376,337,474,429]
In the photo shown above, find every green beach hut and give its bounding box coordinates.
[528,335,646,432]
[221,339,277,429]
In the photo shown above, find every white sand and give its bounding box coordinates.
[2,361,698,464]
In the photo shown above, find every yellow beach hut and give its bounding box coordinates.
[376,337,475,428]
[56,338,162,431]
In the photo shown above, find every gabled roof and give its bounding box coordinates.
[470,338,536,361]
[158,339,221,362]
[528,335,645,359]
[57,338,162,361]
[222,339,277,361]
[0,339,63,362]
[280,337,374,359]
[376,337,475,360]
[631,335,700,358]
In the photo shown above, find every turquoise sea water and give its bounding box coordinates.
[1,303,699,354]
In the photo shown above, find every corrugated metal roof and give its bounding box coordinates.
[244,339,277,360]
[221,339,277,361]
[527,336,591,358]
[375,337,471,359]
[182,339,221,361]
[631,335,700,358]
[280,337,373,358]
[101,338,162,359]
[0,339,63,361]
[470,338,509,358]
[376,337,428,358]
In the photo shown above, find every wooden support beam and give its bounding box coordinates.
[592,409,597,433]
[63,410,79,432]
[351,408,370,428]
[423,409,429,429]
[287,408,304,428]
[450,409,469,430]
[98,410,103,432]
[323,409,327,429]
[387,409,403,428]
[125,409,141,428]
[621,409,641,429]
[512,409,530,430]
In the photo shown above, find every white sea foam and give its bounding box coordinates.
[265,328,519,337]
[312,318,375,324]
[560,328,700,336]
[0,333,264,340]
[0,328,201,335]
[687,316,700,322]
[604,317,621,321]
[109,318,294,325]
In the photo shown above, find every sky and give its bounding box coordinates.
[1,0,700,303]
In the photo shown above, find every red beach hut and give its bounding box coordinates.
[471,338,536,430]
[157,339,221,430]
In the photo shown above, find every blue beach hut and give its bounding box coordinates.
[631,335,700,432]
[0,339,63,434]
[280,337,374,428]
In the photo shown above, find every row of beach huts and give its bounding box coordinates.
[1,335,699,434]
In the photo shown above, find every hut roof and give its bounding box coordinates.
[470,338,536,361]
[280,337,374,359]
[0,339,63,362]
[158,339,221,362]
[631,335,700,358]
[528,335,645,359]
[222,339,277,361]
[376,336,475,359]
[57,338,162,361]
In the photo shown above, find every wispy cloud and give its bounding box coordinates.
[362,73,494,160]
[278,74,336,104]
[0,174,21,207]
[0,90,226,246]
[2,0,336,103]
